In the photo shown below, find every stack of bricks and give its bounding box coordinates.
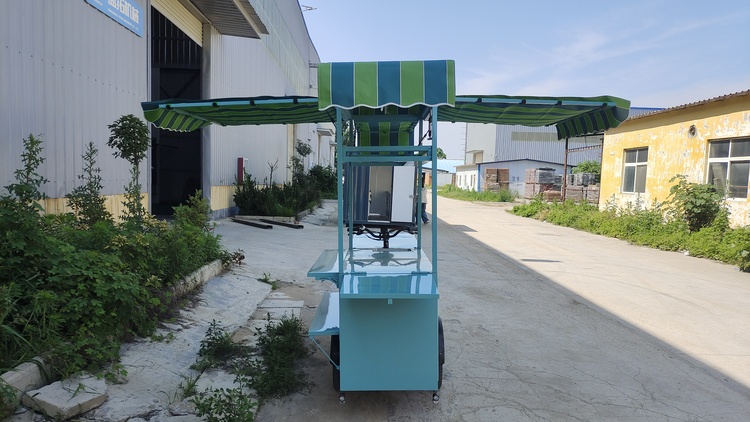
[484,168,510,192]
[564,172,600,204]
[524,168,557,198]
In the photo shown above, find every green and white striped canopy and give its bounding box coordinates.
[141,96,334,132]
[141,60,630,140]
[317,60,455,110]
[441,95,631,139]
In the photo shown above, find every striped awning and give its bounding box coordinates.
[317,60,455,110]
[141,96,335,132]
[141,61,629,140]
[440,95,631,139]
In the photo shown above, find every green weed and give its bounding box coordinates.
[257,272,279,290]
[439,184,515,202]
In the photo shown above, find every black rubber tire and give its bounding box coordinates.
[330,334,340,391]
[438,317,445,389]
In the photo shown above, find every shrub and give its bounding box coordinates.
[572,160,601,175]
[665,175,726,232]
[174,190,213,232]
[308,165,337,199]
[511,198,549,217]
[1,129,229,380]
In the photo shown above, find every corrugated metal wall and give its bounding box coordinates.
[465,123,496,163]
[248,0,314,95]
[494,124,602,165]
[2,0,323,217]
[204,0,320,190]
[1,0,149,198]
[204,27,291,187]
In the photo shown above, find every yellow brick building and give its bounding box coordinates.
[601,91,750,227]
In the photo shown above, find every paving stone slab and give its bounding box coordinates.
[258,299,304,308]
[252,307,300,320]
[81,390,162,422]
[22,375,106,421]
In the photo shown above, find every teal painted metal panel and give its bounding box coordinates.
[308,292,340,337]
[340,274,438,299]
[339,297,438,391]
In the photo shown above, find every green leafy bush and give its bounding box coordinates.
[308,164,337,199]
[234,141,336,217]
[665,175,726,232]
[572,160,601,175]
[1,124,229,379]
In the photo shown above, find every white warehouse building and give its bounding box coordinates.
[1,0,332,218]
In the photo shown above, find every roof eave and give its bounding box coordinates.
[188,0,269,39]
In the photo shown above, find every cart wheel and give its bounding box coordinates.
[330,335,340,391]
[438,317,444,390]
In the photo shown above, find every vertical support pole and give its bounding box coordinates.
[562,137,569,201]
[417,120,423,255]
[347,119,355,258]
[430,107,438,283]
[336,108,344,278]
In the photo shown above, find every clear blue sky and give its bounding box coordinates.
[301,0,750,160]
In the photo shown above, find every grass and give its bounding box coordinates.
[188,315,309,421]
[438,184,515,202]
[510,198,750,271]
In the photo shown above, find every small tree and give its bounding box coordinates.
[5,134,48,213]
[67,142,112,226]
[107,115,150,227]
[436,147,447,159]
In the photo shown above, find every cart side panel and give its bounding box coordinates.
[339,297,438,391]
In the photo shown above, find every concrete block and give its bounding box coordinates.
[170,260,224,298]
[0,357,53,412]
[22,374,107,420]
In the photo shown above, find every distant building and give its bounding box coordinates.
[459,108,659,195]
[601,91,750,227]
[422,160,462,187]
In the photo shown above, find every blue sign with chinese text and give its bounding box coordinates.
[86,0,144,37]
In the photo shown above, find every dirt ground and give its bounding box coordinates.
[253,198,750,422]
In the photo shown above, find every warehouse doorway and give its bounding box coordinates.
[150,8,202,215]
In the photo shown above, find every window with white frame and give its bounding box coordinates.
[706,137,750,198]
[622,147,648,193]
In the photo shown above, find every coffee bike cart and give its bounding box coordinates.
[142,60,630,403]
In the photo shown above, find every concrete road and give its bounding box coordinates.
[257,197,750,421]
